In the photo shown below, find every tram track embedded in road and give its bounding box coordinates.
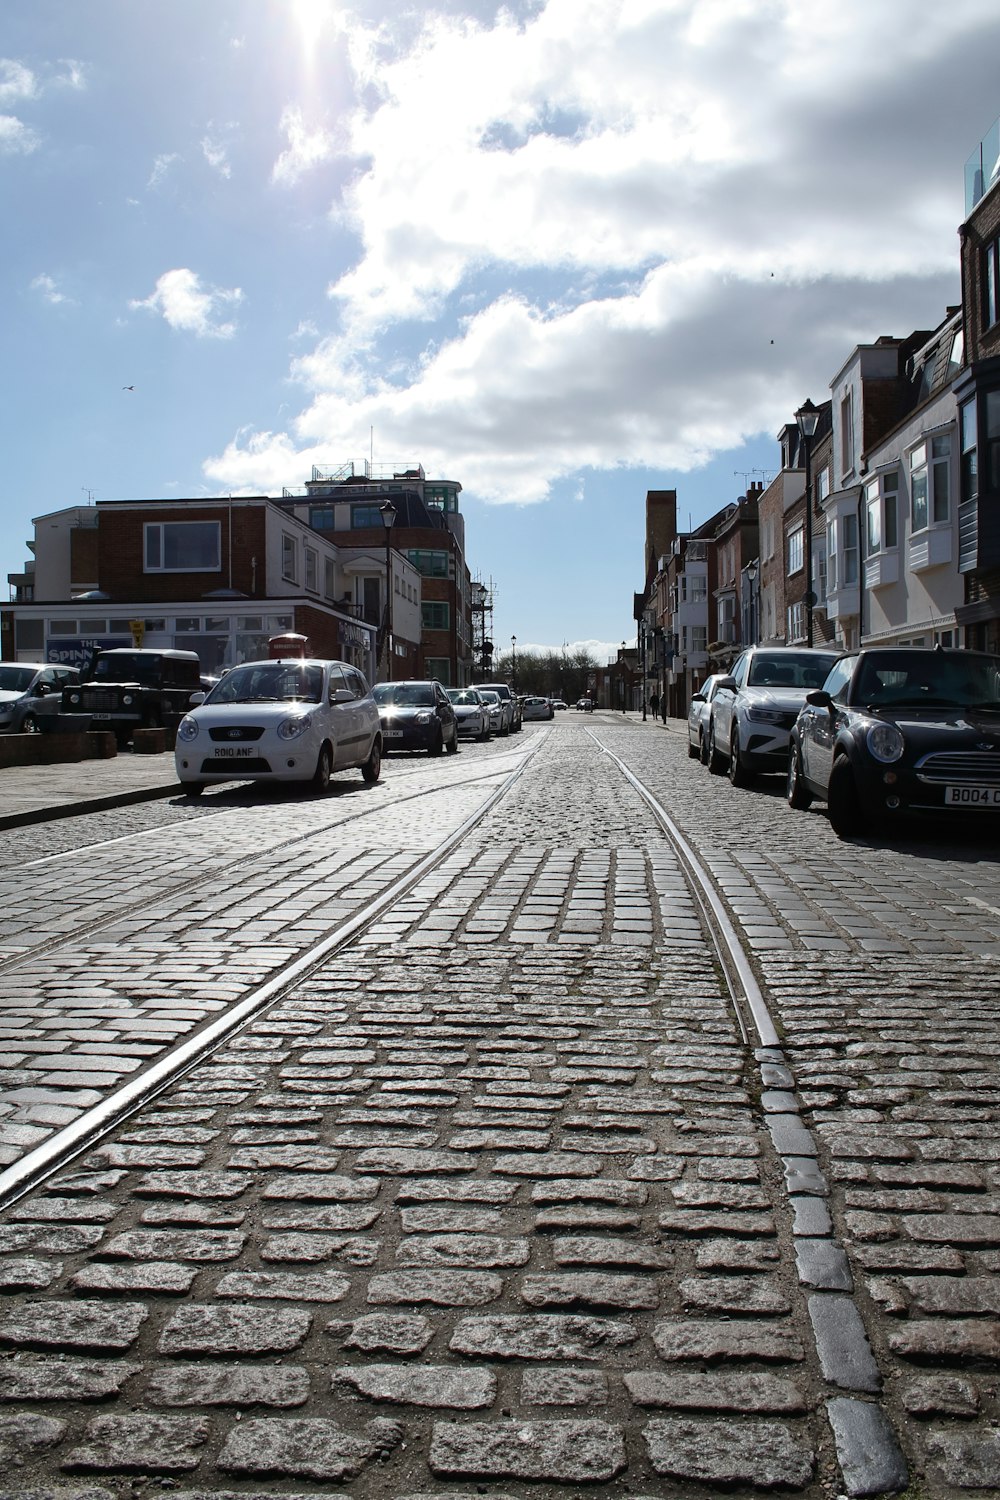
[0,733,544,1212]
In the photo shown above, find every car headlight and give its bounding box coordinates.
[68,692,81,705]
[746,706,786,723]
[867,722,905,763]
[278,714,313,740]
[415,711,434,724]
[122,693,133,706]
[177,715,200,742]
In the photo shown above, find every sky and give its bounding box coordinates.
[3,0,998,665]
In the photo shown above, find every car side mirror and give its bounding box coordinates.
[717,676,737,692]
[690,692,705,704]
[330,687,355,704]
[35,683,51,696]
[806,690,832,709]
[189,691,206,705]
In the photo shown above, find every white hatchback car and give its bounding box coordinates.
[175,657,382,797]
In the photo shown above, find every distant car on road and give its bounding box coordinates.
[478,682,517,733]
[787,647,1000,836]
[447,687,491,741]
[175,657,382,795]
[551,699,568,711]
[575,697,594,712]
[373,680,459,756]
[687,674,728,762]
[522,695,554,721]
[0,663,79,734]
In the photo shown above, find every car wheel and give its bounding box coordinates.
[180,781,205,797]
[429,727,444,757]
[728,727,753,787]
[699,729,710,766]
[687,731,700,759]
[501,720,510,736]
[707,720,726,775]
[827,756,862,838]
[446,725,459,754]
[361,738,381,784]
[20,713,40,734]
[312,743,332,792]
[786,744,813,810]
[478,724,490,742]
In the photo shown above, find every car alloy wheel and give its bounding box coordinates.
[361,738,381,783]
[707,721,726,775]
[727,727,753,787]
[312,743,332,792]
[20,713,40,734]
[687,731,700,760]
[827,756,863,838]
[786,745,812,810]
[429,727,444,756]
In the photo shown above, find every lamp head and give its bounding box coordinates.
[379,500,397,531]
[795,397,819,440]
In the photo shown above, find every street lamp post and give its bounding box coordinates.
[379,500,397,680]
[640,619,647,720]
[510,635,517,693]
[621,640,627,714]
[746,560,759,646]
[795,398,819,649]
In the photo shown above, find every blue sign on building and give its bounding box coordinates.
[46,636,131,670]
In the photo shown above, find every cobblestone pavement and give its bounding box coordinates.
[0,714,997,1497]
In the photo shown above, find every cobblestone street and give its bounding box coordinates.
[0,715,998,1497]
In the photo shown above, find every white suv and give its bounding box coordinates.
[175,657,382,796]
[478,682,519,733]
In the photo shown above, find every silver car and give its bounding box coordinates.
[707,647,840,785]
[175,657,382,796]
[687,674,727,763]
[447,687,491,740]
[0,663,79,733]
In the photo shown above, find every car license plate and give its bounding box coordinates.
[90,712,111,720]
[945,784,1000,806]
[383,730,404,738]
[214,746,255,759]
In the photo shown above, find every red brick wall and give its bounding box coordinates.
[97,504,268,602]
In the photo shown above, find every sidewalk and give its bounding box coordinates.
[0,751,179,829]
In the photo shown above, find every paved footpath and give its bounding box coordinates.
[0,718,996,1497]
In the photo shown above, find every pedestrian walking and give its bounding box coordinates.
[650,690,659,719]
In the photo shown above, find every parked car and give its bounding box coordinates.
[478,688,505,736]
[175,657,381,796]
[686,674,728,762]
[551,699,569,711]
[63,648,203,746]
[0,663,79,733]
[787,647,1000,837]
[522,694,555,721]
[447,687,491,741]
[372,679,459,756]
[707,646,840,784]
[478,682,517,734]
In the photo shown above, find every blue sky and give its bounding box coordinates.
[3,0,996,664]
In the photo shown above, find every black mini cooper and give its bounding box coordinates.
[786,647,1000,837]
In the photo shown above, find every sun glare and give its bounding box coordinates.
[292,0,332,59]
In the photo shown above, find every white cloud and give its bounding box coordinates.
[0,113,38,154]
[201,136,231,178]
[130,268,244,339]
[272,104,336,185]
[207,0,995,504]
[0,59,36,105]
[54,59,85,90]
[148,152,181,188]
[31,273,72,305]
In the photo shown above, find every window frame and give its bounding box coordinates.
[143,520,221,574]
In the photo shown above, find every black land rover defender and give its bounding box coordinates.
[62,648,202,745]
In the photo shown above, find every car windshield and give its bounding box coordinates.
[0,666,38,693]
[479,690,499,704]
[373,683,436,707]
[207,663,324,704]
[748,653,839,689]
[92,653,165,686]
[448,690,480,704]
[854,652,1000,709]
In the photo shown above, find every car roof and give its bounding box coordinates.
[98,647,201,661]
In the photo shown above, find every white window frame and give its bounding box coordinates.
[144,520,221,574]
[787,526,804,575]
[281,533,298,584]
[304,547,318,592]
